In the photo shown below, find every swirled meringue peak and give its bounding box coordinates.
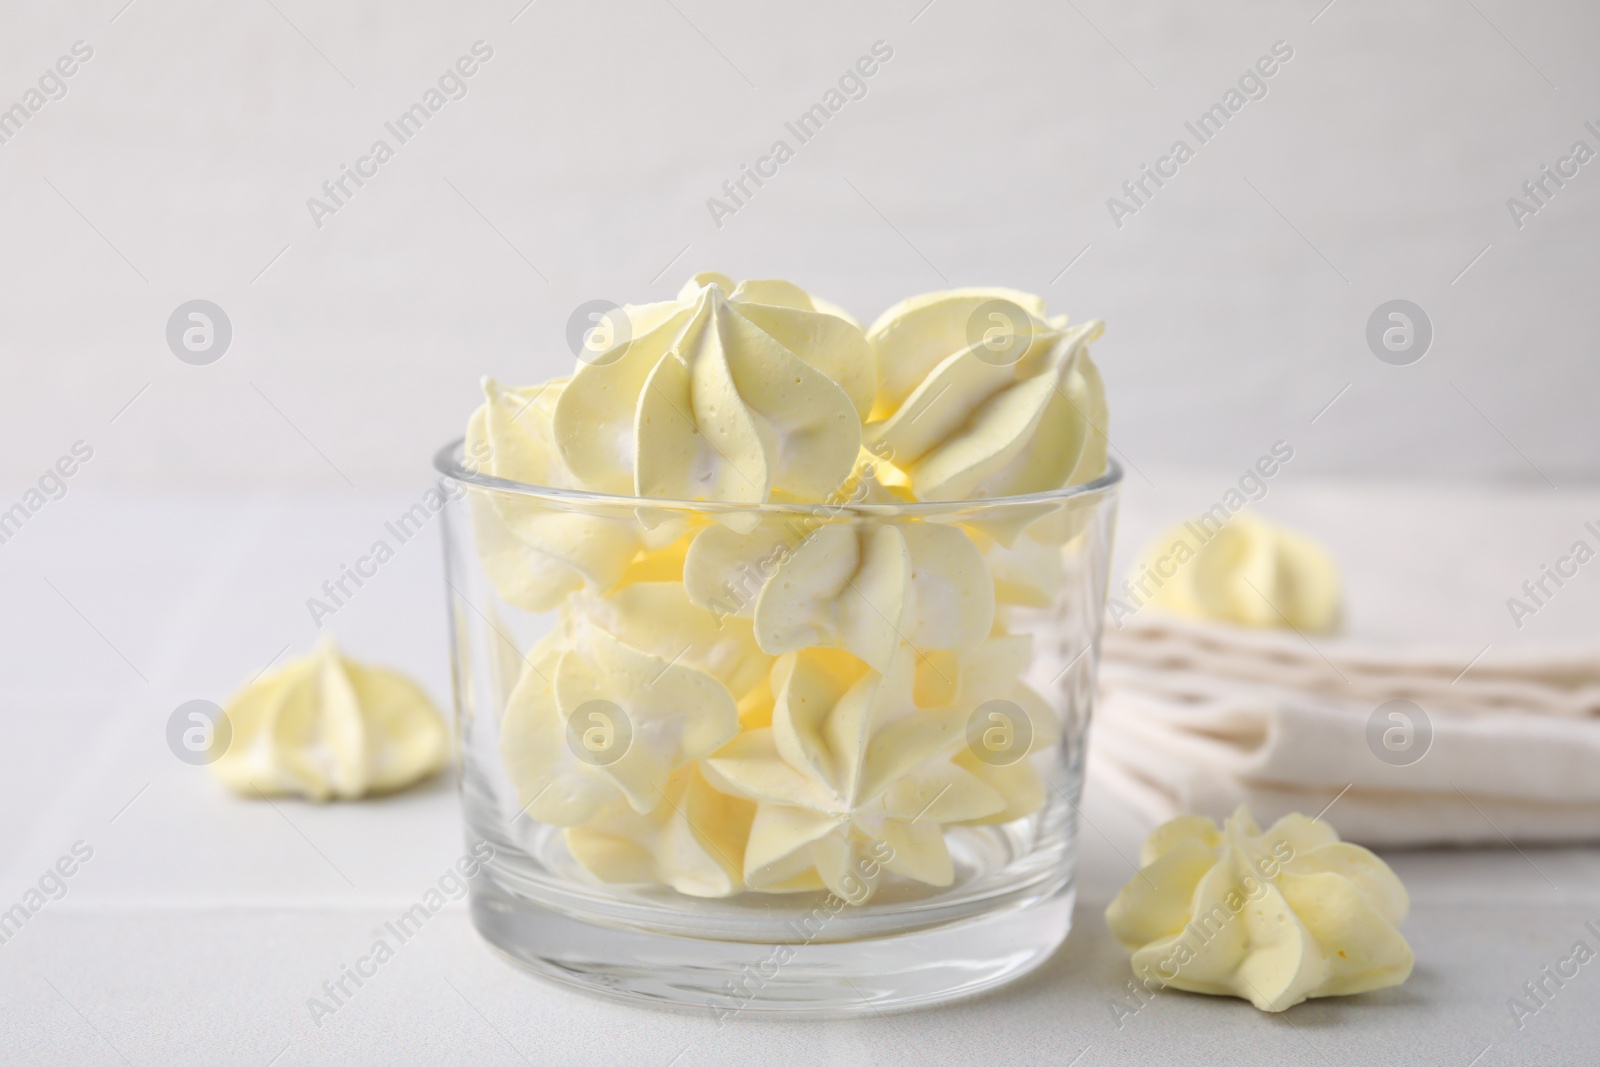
[681,514,995,673]
[552,274,870,505]
[1105,807,1413,1012]
[703,647,1006,900]
[211,640,449,801]
[864,288,1108,504]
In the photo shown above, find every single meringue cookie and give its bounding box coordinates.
[552,274,870,505]
[1105,807,1413,1012]
[682,518,995,674]
[864,288,1108,503]
[1137,513,1341,632]
[500,616,739,826]
[674,460,911,625]
[565,764,755,898]
[211,640,449,801]
[702,647,1006,901]
[464,377,643,611]
[759,522,996,671]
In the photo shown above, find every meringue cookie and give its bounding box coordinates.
[683,518,994,673]
[1105,807,1413,1012]
[675,465,912,625]
[212,640,449,801]
[703,648,1006,900]
[465,378,642,611]
[689,273,876,418]
[463,273,1117,905]
[1138,513,1341,632]
[867,288,1056,418]
[680,517,796,623]
[760,522,992,671]
[552,275,869,505]
[864,288,1108,503]
[500,617,739,826]
[565,764,755,898]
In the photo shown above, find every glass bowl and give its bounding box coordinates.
[435,439,1121,1017]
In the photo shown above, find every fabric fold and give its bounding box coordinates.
[1093,615,1600,846]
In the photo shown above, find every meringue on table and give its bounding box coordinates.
[1135,513,1341,632]
[211,640,449,801]
[1105,807,1413,1011]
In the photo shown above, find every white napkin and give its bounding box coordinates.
[1090,614,1600,846]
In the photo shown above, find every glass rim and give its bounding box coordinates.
[432,437,1123,517]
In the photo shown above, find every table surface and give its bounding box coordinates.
[1,478,1597,1066]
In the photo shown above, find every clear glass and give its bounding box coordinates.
[436,440,1121,1017]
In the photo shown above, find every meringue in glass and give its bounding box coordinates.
[440,275,1121,1014]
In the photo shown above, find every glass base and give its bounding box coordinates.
[470,875,1074,1018]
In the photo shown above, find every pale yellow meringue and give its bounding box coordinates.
[455,276,1113,904]
[682,518,994,673]
[1137,513,1341,632]
[566,764,754,898]
[926,635,1061,825]
[569,579,772,701]
[1105,807,1413,1012]
[465,377,643,611]
[700,643,1058,901]
[212,640,449,801]
[864,288,1108,503]
[552,273,870,506]
[500,615,739,826]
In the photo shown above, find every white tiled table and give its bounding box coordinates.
[1,480,1596,1066]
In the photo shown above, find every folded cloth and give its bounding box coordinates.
[1091,614,1600,846]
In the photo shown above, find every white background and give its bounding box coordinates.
[0,0,1595,493]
